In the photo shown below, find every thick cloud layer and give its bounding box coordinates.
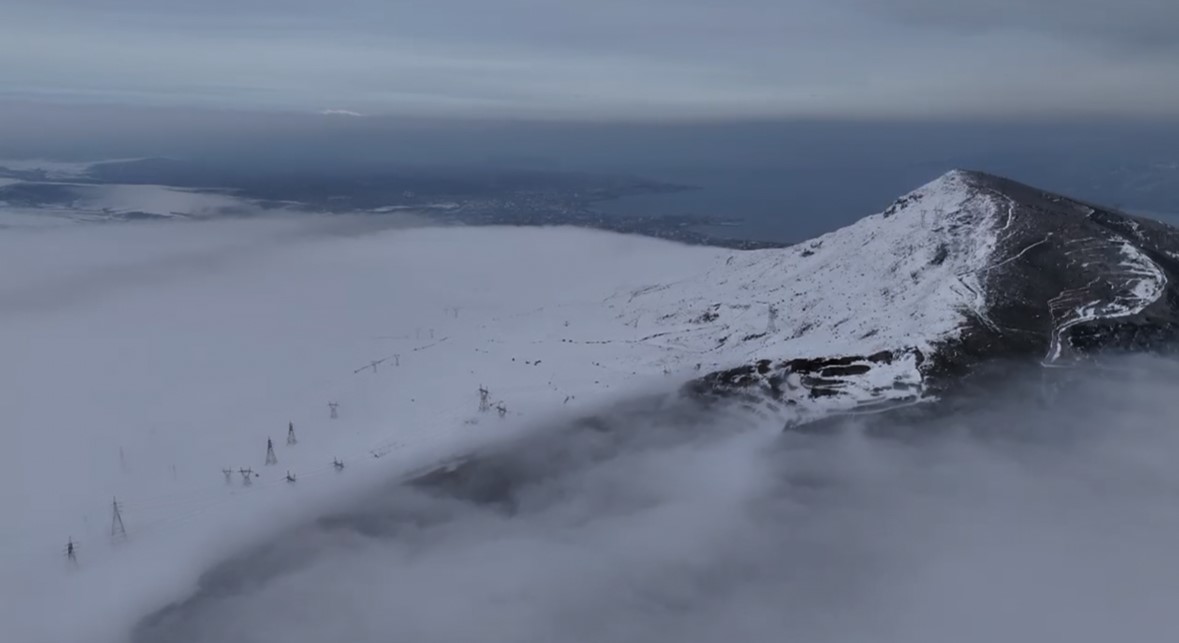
[3,0,1179,118]
[853,0,1179,50]
[133,357,1179,642]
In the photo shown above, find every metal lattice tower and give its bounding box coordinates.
[110,498,127,542]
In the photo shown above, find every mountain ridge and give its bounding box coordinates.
[668,169,1179,426]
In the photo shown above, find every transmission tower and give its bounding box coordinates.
[285,471,297,483]
[110,498,127,542]
[478,386,491,412]
[265,438,278,465]
[333,458,345,471]
[287,422,297,446]
[222,468,233,484]
[328,402,339,419]
[239,467,254,486]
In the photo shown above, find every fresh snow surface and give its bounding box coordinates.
[1,218,739,643]
[615,170,1003,374]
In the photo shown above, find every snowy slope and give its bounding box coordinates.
[613,170,1007,420]
[644,169,1179,420]
[0,219,733,643]
[0,170,1023,641]
[618,170,1001,358]
[7,168,1179,642]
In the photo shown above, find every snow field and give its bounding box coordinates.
[0,219,722,642]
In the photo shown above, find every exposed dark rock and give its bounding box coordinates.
[685,170,1179,429]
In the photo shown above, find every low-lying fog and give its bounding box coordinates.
[6,212,1178,642]
[133,356,1179,643]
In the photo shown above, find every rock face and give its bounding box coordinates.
[945,172,1176,369]
[667,170,1179,427]
[685,349,926,423]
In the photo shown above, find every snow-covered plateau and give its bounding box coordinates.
[7,169,1179,642]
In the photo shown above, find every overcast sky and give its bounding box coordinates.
[2,0,1178,119]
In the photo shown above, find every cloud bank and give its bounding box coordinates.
[132,355,1179,643]
[3,0,1179,118]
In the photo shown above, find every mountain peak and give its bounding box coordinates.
[880,169,993,220]
[640,171,1179,427]
[924,167,979,186]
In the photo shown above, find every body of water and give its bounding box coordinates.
[595,166,952,244]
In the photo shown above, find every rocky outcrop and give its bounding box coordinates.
[680,170,1179,427]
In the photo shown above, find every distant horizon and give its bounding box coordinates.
[3,98,1177,243]
[3,99,1178,161]
[8,98,1179,128]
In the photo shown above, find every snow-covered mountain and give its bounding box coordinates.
[661,169,1179,426]
[124,170,1179,643]
[9,168,1179,642]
